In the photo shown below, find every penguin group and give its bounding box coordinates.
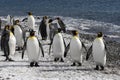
[0,13,109,70]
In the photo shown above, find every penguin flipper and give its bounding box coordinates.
[49,40,53,55]
[22,38,28,59]
[22,18,28,22]
[64,43,70,57]
[82,42,87,52]
[86,45,92,60]
[104,41,109,54]
[63,38,66,48]
[37,39,44,57]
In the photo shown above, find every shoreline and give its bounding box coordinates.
[0,22,120,79]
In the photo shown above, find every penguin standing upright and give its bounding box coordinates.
[14,20,24,50]
[22,29,44,67]
[86,32,108,70]
[49,28,66,62]
[38,16,47,40]
[64,30,87,66]
[26,12,35,30]
[1,25,16,61]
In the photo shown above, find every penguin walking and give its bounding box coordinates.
[64,30,87,66]
[1,25,16,61]
[14,20,24,50]
[49,28,66,62]
[22,29,44,67]
[86,32,108,70]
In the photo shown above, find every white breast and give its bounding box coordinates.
[26,37,40,62]
[93,38,106,66]
[9,32,16,56]
[70,37,82,62]
[14,25,24,47]
[27,16,35,30]
[52,33,65,57]
[7,15,11,25]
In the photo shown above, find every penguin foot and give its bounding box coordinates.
[35,62,39,67]
[71,62,76,66]
[77,62,82,66]
[30,62,34,67]
[60,58,64,62]
[4,58,9,61]
[54,58,59,62]
[100,66,104,70]
[1,54,6,56]
[94,65,99,70]
[16,47,20,51]
[9,58,14,61]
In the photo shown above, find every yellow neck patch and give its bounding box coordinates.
[57,33,61,36]
[96,37,103,40]
[10,32,13,36]
[73,36,78,39]
[29,36,35,40]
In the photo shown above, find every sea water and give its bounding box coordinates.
[0,0,120,42]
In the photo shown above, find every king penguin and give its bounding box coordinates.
[86,32,108,70]
[49,28,66,62]
[14,20,24,50]
[64,30,87,66]
[38,16,47,40]
[26,12,35,30]
[22,29,44,67]
[1,25,16,61]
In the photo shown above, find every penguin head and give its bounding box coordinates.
[27,12,32,15]
[72,30,78,36]
[43,16,48,19]
[56,17,60,20]
[97,32,103,38]
[15,20,19,25]
[5,25,10,30]
[29,29,35,36]
[57,28,62,33]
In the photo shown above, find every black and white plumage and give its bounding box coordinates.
[22,29,44,67]
[1,25,16,61]
[64,30,87,66]
[86,32,108,70]
[49,28,66,62]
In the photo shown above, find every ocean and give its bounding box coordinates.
[0,0,120,42]
[0,0,120,24]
